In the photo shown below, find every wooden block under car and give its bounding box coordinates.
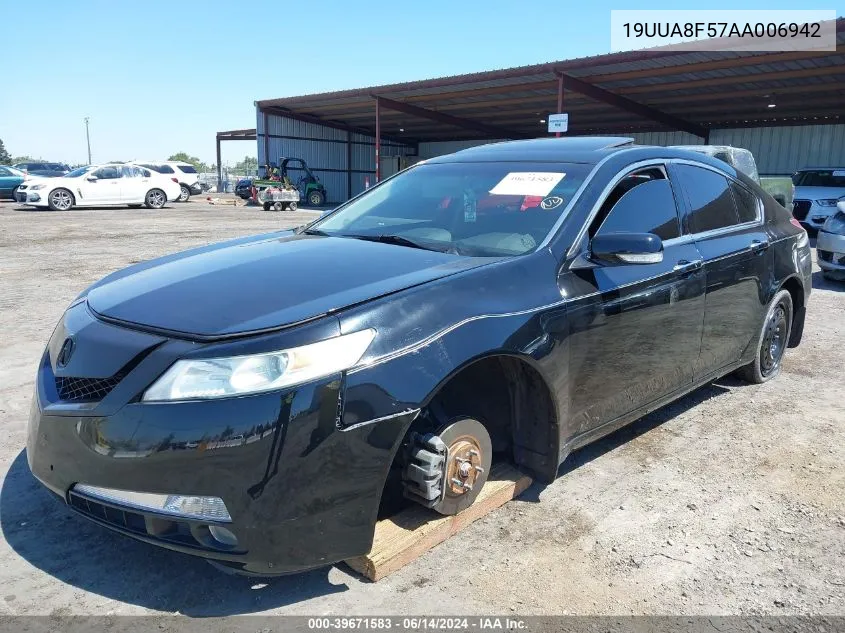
[345,464,533,582]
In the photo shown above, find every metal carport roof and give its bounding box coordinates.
[256,19,845,144]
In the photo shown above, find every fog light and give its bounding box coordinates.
[208,525,239,547]
[73,484,231,522]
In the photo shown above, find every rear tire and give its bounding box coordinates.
[47,188,74,211]
[178,185,190,202]
[736,289,793,384]
[288,201,298,211]
[308,190,325,206]
[144,189,167,210]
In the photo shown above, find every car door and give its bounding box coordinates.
[119,166,144,202]
[562,164,706,437]
[669,161,771,380]
[0,166,19,198]
[81,166,122,204]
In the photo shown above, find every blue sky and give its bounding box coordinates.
[0,0,829,166]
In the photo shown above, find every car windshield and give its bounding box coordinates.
[310,161,591,256]
[65,166,93,178]
[794,170,845,187]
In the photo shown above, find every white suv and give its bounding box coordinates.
[791,168,845,230]
[137,161,201,202]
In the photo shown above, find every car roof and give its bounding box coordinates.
[426,137,740,174]
[429,137,636,165]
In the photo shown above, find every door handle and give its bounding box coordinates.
[673,259,703,275]
[749,239,770,254]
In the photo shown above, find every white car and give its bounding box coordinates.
[791,168,845,230]
[136,161,201,202]
[14,164,182,211]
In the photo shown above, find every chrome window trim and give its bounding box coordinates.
[566,159,673,258]
[538,146,641,251]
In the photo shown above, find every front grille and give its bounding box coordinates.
[793,199,811,221]
[55,371,126,402]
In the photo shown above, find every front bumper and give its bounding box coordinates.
[817,229,845,278]
[26,304,414,575]
[15,188,46,206]
[793,199,836,229]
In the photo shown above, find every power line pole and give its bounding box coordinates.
[84,117,92,164]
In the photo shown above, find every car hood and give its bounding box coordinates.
[794,186,845,201]
[86,231,494,339]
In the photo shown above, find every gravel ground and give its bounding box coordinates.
[0,199,842,618]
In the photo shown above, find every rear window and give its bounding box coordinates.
[730,183,759,224]
[176,165,197,174]
[142,164,174,174]
[793,170,845,188]
[675,164,739,233]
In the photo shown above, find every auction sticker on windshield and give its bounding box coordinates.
[489,172,565,197]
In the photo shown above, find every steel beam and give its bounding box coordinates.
[262,106,411,146]
[557,73,707,138]
[373,95,529,139]
[375,98,381,183]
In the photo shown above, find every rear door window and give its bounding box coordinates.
[730,182,759,224]
[157,165,175,174]
[675,164,739,234]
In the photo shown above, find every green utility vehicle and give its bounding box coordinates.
[254,158,327,207]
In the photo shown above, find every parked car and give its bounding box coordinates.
[14,163,181,210]
[13,161,71,178]
[137,162,202,202]
[791,168,845,230]
[0,165,26,199]
[27,138,811,576]
[235,177,254,199]
[817,199,845,281]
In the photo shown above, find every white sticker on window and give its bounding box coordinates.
[833,170,845,177]
[489,172,565,197]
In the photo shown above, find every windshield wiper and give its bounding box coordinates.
[344,234,448,252]
[299,227,330,236]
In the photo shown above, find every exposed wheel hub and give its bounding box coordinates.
[402,417,492,516]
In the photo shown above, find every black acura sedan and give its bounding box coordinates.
[27,137,811,576]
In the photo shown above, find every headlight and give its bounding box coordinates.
[30,184,45,190]
[822,212,845,234]
[142,329,375,402]
[817,199,838,207]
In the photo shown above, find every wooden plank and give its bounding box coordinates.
[345,464,532,582]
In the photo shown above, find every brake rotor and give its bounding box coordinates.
[431,417,492,516]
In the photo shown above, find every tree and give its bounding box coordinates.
[168,152,209,173]
[235,156,258,173]
[0,139,10,165]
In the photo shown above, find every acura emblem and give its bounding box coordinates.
[57,338,75,368]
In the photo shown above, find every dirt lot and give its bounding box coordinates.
[0,199,843,618]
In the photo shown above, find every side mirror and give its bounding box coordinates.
[590,232,664,265]
[87,176,98,182]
